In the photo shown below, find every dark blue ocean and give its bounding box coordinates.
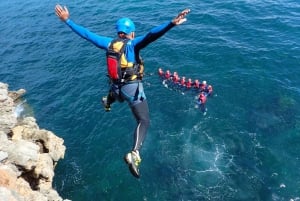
[1,0,300,200]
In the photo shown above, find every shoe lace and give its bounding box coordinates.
[132,151,141,166]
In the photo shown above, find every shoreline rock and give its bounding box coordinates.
[0,82,70,201]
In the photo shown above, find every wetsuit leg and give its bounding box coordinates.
[107,83,125,106]
[119,82,150,151]
[130,100,150,151]
[106,89,116,105]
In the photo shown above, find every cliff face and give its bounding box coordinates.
[0,82,70,201]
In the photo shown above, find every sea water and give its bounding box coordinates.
[1,0,300,200]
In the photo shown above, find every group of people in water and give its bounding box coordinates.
[158,68,213,110]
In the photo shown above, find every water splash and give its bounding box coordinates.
[14,100,26,118]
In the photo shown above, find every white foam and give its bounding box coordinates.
[14,100,26,118]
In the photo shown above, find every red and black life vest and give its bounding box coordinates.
[106,38,144,83]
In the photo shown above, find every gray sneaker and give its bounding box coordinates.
[101,96,111,112]
[124,150,141,178]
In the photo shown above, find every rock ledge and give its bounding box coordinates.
[0,82,70,201]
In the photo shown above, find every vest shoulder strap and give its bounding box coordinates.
[108,38,128,53]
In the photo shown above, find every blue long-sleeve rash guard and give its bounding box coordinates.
[65,19,175,63]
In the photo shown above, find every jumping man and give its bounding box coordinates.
[55,4,190,178]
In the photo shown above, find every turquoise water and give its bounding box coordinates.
[1,0,300,200]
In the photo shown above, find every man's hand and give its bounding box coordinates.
[172,9,191,25]
[55,4,69,21]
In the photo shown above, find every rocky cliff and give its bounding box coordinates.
[0,82,70,201]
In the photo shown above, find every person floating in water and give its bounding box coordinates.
[165,70,171,80]
[196,92,207,113]
[158,68,164,76]
[193,79,200,89]
[55,5,190,178]
[186,78,192,89]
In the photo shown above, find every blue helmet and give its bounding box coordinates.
[116,18,135,35]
